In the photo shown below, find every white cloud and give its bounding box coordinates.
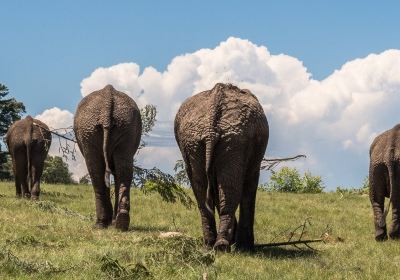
[35,37,400,189]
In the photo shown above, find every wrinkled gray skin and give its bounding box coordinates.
[174,83,269,251]
[74,85,142,231]
[5,116,51,199]
[369,124,400,241]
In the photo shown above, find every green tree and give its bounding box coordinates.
[79,174,91,185]
[0,83,26,180]
[262,167,324,193]
[42,156,75,184]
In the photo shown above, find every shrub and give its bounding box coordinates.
[336,176,369,195]
[261,167,324,193]
[42,156,75,184]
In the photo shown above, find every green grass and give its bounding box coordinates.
[0,182,399,279]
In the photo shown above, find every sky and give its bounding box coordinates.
[1,1,400,189]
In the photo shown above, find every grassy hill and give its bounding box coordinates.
[0,181,399,279]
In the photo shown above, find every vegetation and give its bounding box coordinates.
[261,167,324,193]
[336,176,369,195]
[0,83,25,180]
[1,181,399,279]
[42,156,75,185]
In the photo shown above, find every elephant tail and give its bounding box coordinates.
[25,116,34,191]
[205,139,216,215]
[102,87,115,189]
[103,126,112,188]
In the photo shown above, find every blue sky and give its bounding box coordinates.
[2,1,399,114]
[1,1,400,189]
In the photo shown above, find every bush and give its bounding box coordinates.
[261,167,324,193]
[336,176,369,195]
[42,156,75,184]
[79,174,91,185]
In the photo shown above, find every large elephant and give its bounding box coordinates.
[369,124,400,241]
[174,83,269,251]
[74,85,142,231]
[6,116,51,199]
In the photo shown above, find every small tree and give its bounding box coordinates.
[79,174,91,185]
[262,167,324,193]
[42,156,75,184]
[302,171,323,193]
[0,83,25,178]
[0,153,13,180]
[174,159,190,186]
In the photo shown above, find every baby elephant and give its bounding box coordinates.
[369,124,400,241]
[74,85,142,231]
[175,83,269,251]
[6,116,51,199]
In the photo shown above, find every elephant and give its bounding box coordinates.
[5,116,52,199]
[74,84,142,231]
[174,83,269,251]
[369,124,400,241]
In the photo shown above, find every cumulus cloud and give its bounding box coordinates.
[36,37,400,189]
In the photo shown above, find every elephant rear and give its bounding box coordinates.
[6,116,51,199]
[74,85,142,230]
[369,125,400,241]
[174,83,269,251]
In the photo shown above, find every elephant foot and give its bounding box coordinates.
[93,222,109,229]
[115,210,130,231]
[23,193,31,199]
[31,195,39,201]
[389,230,400,240]
[375,227,388,242]
[214,238,231,252]
[235,242,254,252]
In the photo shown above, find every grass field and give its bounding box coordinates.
[1,181,400,279]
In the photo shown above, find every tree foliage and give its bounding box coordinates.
[42,156,75,184]
[262,167,324,193]
[0,83,26,180]
[173,159,190,186]
[130,105,193,208]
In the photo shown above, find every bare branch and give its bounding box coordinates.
[254,218,325,251]
[261,154,306,171]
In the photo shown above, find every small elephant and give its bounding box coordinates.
[5,116,51,199]
[74,85,142,231]
[369,124,400,241]
[174,83,269,251]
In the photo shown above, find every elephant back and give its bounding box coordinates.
[175,83,268,144]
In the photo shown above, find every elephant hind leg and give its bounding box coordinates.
[188,156,217,248]
[389,163,400,239]
[235,168,260,251]
[14,148,30,198]
[112,148,133,231]
[86,152,113,228]
[370,163,388,241]
[214,154,244,252]
[30,144,46,200]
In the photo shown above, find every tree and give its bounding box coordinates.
[79,174,91,185]
[42,156,75,184]
[0,83,26,180]
[262,167,324,193]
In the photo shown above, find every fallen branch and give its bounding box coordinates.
[261,154,306,171]
[254,239,323,248]
[254,218,325,250]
